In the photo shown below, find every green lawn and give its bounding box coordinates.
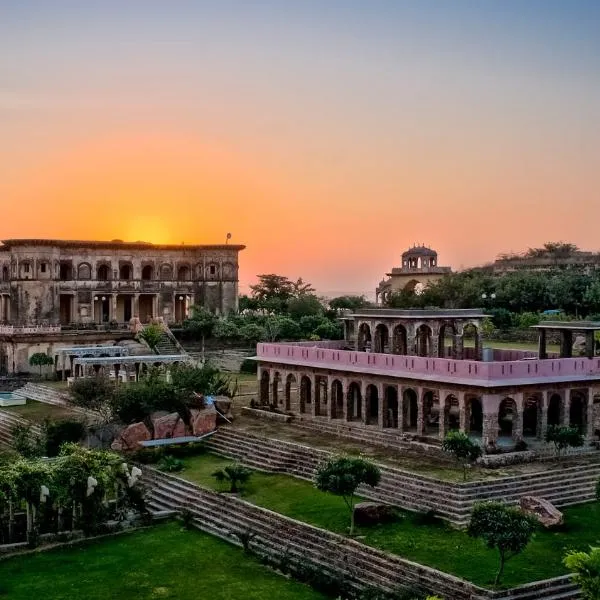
[178,452,600,588]
[0,523,326,600]
[3,400,77,424]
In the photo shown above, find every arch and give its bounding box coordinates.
[373,324,390,353]
[422,390,437,434]
[59,261,73,281]
[441,394,460,434]
[365,384,379,425]
[285,373,297,412]
[206,262,219,279]
[523,395,541,437]
[330,379,344,419]
[299,376,312,414]
[498,397,516,437]
[357,323,372,351]
[462,323,480,360]
[38,260,50,278]
[347,382,362,422]
[438,323,457,358]
[466,396,483,434]
[402,388,418,430]
[271,372,282,408]
[119,263,132,280]
[77,262,91,280]
[97,264,110,280]
[260,370,270,404]
[1,265,8,281]
[404,279,425,294]
[416,324,433,357]
[569,392,587,432]
[315,376,328,416]
[547,393,563,427]
[383,386,398,428]
[141,265,154,280]
[160,263,173,280]
[177,264,191,281]
[392,324,408,355]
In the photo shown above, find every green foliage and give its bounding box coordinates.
[545,424,585,457]
[441,431,482,481]
[10,423,44,458]
[138,323,164,350]
[70,375,114,413]
[28,352,54,377]
[564,546,600,600]
[239,322,267,346]
[239,358,258,374]
[42,419,86,457]
[286,294,323,320]
[212,463,252,493]
[158,455,184,473]
[314,455,381,535]
[468,501,537,585]
[213,318,240,342]
[329,295,371,312]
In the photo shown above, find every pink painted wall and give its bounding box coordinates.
[256,343,600,382]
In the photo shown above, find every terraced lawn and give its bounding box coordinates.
[178,452,600,588]
[0,523,326,600]
[2,400,77,423]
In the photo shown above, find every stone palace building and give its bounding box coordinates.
[0,238,245,326]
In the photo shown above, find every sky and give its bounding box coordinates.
[1,1,599,298]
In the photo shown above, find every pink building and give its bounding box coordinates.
[255,310,600,450]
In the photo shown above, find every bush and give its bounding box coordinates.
[42,419,86,457]
[10,423,43,458]
[239,358,258,374]
[545,424,584,457]
[157,455,184,473]
[70,376,114,413]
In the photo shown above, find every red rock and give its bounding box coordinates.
[113,422,151,450]
[192,406,217,436]
[519,496,563,528]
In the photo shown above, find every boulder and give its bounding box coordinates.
[519,496,563,528]
[111,421,151,451]
[191,406,217,436]
[153,412,187,439]
[213,396,233,421]
[353,502,396,526]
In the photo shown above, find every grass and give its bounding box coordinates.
[0,522,326,600]
[2,400,78,423]
[178,452,600,589]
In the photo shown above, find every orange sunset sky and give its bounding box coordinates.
[1,2,599,298]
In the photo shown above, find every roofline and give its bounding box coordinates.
[347,309,487,319]
[0,239,245,251]
[532,322,600,331]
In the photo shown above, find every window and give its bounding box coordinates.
[41,263,47,273]
[141,265,154,280]
[24,264,30,273]
[119,264,132,280]
[97,264,110,280]
[210,265,216,275]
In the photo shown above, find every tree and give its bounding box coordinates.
[250,274,295,304]
[137,323,164,351]
[564,546,600,600]
[184,307,217,360]
[441,431,482,480]
[287,294,323,320]
[239,322,267,347]
[291,277,315,296]
[212,463,252,493]
[28,352,54,378]
[70,376,114,422]
[313,320,343,340]
[545,425,584,458]
[314,456,381,536]
[213,319,240,345]
[468,501,537,586]
[329,295,371,312]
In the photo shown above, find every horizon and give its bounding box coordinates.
[2,1,599,298]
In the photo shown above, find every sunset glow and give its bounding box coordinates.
[2,1,599,297]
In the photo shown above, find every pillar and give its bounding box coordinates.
[454,334,464,360]
[111,294,117,323]
[360,382,367,425]
[586,388,594,441]
[562,389,571,426]
[481,394,500,448]
[513,393,524,442]
[397,384,404,433]
[438,390,448,440]
[561,330,573,358]
[377,382,384,430]
[133,293,140,318]
[475,332,484,361]
[586,331,595,359]
[341,380,349,422]
[458,391,467,433]
[72,294,79,325]
[539,391,548,440]
[538,329,548,360]
[416,387,425,437]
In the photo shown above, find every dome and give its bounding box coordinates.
[402,245,437,259]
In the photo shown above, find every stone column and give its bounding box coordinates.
[360,382,367,425]
[111,294,117,323]
[458,391,467,433]
[416,386,425,437]
[406,325,416,356]
[341,379,349,422]
[454,334,464,360]
[377,382,385,430]
[476,332,484,361]
[72,293,79,325]
[310,375,317,418]
[586,388,594,441]
[586,331,595,359]
[513,393,524,442]
[133,293,140,318]
[562,390,571,426]
[538,329,548,359]
[397,384,404,432]
[481,394,500,448]
[438,389,448,441]
[539,391,548,440]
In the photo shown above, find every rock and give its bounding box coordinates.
[111,421,151,451]
[153,412,187,439]
[213,396,233,421]
[519,496,563,528]
[353,502,396,526]
[191,406,217,436]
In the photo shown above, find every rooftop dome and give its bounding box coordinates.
[402,245,437,258]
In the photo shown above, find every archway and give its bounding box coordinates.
[569,392,587,432]
[523,395,540,438]
[392,325,408,355]
[423,390,437,434]
[357,323,372,351]
[315,376,328,416]
[271,372,282,408]
[373,325,389,353]
[119,264,132,280]
[285,373,297,411]
[384,386,398,428]
[141,265,154,281]
[300,376,312,414]
[260,371,270,405]
[416,324,433,357]
[365,384,379,425]
[547,393,563,426]
[467,397,483,435]
[438,323,457,358]
[347,382,362,422]
[330,379,344,419]
[97,264,110,280]
[498,398,516,437]
[462,323,480,360]
[442,394,460,434]
[402,388,418,430]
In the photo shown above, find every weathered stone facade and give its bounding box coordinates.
[0,238,245,326]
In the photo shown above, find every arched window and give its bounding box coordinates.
[97,264,110,280]
[59,262,73,281]
[160,264,173,280]
[2,266,9,281]
[177,265,191,281]
[141,265,154,280]
[77,263,91,280]
[119,264,132,280]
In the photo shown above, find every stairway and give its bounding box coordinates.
[0,409,42,447]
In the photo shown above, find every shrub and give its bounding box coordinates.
[42,419,86,457]
[564,546,600,600]
[157,455,184,473]
[10,423,43,458]
[545,424,584,458]
[212,463,252,493]
[239,359,258,374]
[441,431,482,480]
[70,376,114,413]
[138,323,164,350]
